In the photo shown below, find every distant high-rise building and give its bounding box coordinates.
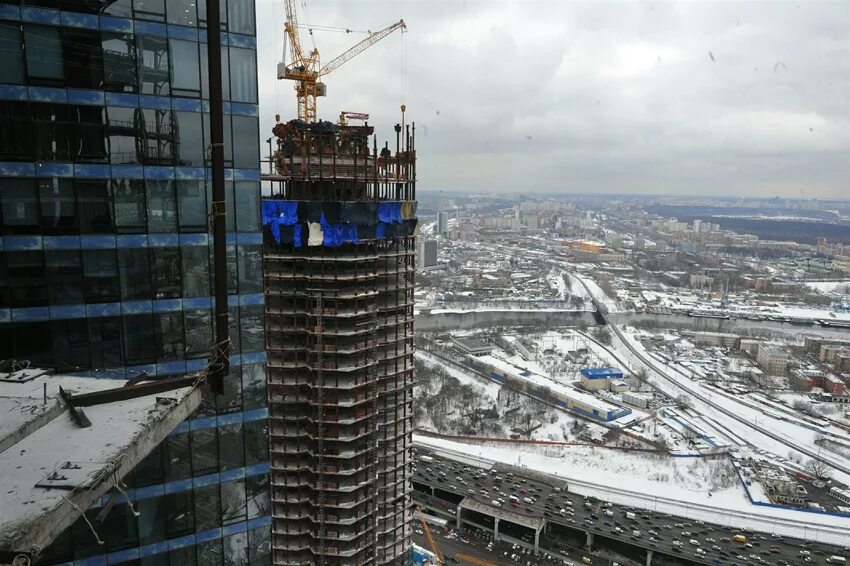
[437,210,448,235]
[0,0,268,563]
[418,238,438,268]
[262,119,417,565]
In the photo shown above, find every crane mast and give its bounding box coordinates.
[278,1,406,123]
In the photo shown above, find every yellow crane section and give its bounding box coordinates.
[279,0,406,123]
[415,506,443,566]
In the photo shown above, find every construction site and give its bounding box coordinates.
[261,3,416,564]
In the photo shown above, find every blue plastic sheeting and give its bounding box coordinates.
[261,200,299,226]
[320,213,359,247]
[377,202,403,224]
[293,224,303,247]
[376,222,387,239]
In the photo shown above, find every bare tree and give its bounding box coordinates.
[805,458,830,480]
[675,394,693,411]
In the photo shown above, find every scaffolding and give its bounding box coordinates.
[263,120,416,566]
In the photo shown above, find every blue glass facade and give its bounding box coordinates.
[0,0,269,563]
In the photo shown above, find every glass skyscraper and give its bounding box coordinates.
[0,0,269,563]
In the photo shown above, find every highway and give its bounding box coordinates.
[411,445,847,566]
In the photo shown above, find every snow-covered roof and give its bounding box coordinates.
[0,370,202,559]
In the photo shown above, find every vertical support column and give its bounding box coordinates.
[455,506,462,530]
[493,517,500,542]
[646,549,653,566]
[534,527,540,552]
[586,531,593,548]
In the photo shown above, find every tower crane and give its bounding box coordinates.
[278,0,406,123]
[415,506,443,565]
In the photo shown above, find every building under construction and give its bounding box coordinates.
[261,117,416,565]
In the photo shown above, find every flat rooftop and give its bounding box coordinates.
[0,369,202,560]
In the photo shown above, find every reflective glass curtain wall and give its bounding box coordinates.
[0,0,268,563]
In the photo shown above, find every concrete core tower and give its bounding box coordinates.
[261,119,416,565]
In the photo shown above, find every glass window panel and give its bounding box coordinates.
[197,538,223,566]
[71,509,104,559]
[155,311,185,361]
[77,180,114,233]
[112,179,147,232]
[0,101,34,161]
[174,110,205,167]
[218,422,243,470]
[163,431,191,481]
[0,178,39,234]
[0,23,25,84]
[244,419,268,466]
[237,244,262,294]
[102,32,138,93]
[220,477,246,524]
[32,103,71,161]
[168,0,198,26]
[137,34,170,95]
[103,0,132,18]
[191,427,218,475]
[134,0,166,22]
[170,39,201,97]
[12,322,53,367]
[51,318,90,370]
[248,526,271,566]
[246,473,269,519]
[223,531,248,566]
[196,384,216,418]
[229,47,257,103]
[170,546,197,566]
[124,313,156,364]
[228,304,240,353]
[231,115,259,169]
[235,181,260,231]
[102,496,139,551]
[0,259,7,308]
[184,308,212,356]
[107,106,141,165]
[118,247,152,300]
[131,442,163,487]
[7,251,47,308]
[72,104,108,163]
[200,43,229,100]
[83,249,120,303]
[88,316,123,369]
[165,490,194,538]
[151,246,182,299]
[182,245,210,296]
[141,555,170,566]
[228,0,255,36]
[23,25,63,82]
[141,108,176,165]
[240,304,264,353]
[137,495,166,545]
[241,363,266,410]
[176,180,207,231]
[39,178,77,234]
[216,365,242,414]
[46,250,84,305]
[197,0,227,30]
[146,180,177,232]
[63,28,103,89]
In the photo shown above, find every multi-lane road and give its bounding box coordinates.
[412,446,848,566]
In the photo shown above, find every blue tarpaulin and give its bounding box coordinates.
[377,202,403,224]
[320,213,359,247]
[293,224,303,247]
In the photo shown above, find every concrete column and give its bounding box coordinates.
[534,528,540,553]
[455,506,462,530]
[586,531,593,548]
[493,517,500,542]
[646,549,653,566]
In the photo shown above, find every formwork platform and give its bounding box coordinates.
[262,120,416,566]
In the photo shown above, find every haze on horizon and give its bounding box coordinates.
[256,1,850,200]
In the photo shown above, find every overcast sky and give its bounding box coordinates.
[254,1,850,199]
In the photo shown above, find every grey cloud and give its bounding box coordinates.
[255,1,850,199]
